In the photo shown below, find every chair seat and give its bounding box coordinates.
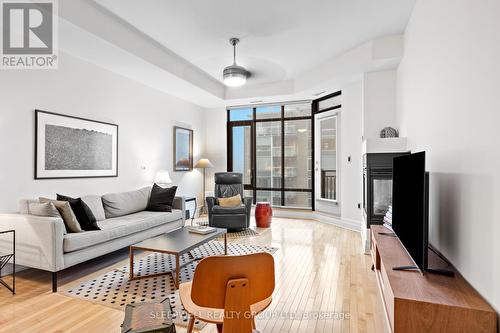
[212,204,247,215]
[179,281,273,324]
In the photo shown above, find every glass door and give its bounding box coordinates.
[314,110,340,215]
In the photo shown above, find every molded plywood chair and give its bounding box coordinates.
[179,253,275,333]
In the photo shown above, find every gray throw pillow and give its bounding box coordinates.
[39,197,83,233]
[18,199,40,214]
[28,202,61,218]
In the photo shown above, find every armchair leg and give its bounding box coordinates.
[52,272,57,292]
[187,316,195,333]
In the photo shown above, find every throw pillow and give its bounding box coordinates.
[39,197,83,233]
[28,202,61,218]
[218,194,242,207]
[148,184,177,212]
[57,194,101,231]
[18,199,40,214]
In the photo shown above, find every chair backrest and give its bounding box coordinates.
[214,172,244,199]
[190,252,275,309]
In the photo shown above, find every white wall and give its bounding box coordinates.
[340,81,364,224]
[397,0,500,311]
[204,107,228,194]
[363,70,398,140]
[0,52,207,212]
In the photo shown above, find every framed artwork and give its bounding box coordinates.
[174,126,193,171]
[35,110,118,179]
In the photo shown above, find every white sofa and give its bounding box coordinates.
[0,187,185,292]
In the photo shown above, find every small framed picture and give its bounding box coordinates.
[174,126,193,171]
[35,110,118,179]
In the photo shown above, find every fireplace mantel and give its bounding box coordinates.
[362,137,408,154]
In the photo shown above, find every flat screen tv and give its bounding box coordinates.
[392,151,429,272]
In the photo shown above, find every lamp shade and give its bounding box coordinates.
[154,170,172,184]
[194,158,214,169]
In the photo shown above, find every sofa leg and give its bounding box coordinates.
[52,272,57,292]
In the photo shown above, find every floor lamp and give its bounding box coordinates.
[194,158,214,215]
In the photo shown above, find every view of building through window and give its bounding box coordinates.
[228,102,312,208]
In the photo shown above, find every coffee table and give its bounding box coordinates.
[129,227,227,288]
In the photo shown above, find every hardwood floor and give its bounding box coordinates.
[0,217,388,333]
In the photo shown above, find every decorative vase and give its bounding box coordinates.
[255,202,273,228]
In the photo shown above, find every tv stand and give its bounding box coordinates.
[371,225,497,333]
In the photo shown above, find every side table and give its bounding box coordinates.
[184,196,197,225]
[0,229,15,294]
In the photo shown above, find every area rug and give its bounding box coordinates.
[64,241,277,330]
[196,222,264,239]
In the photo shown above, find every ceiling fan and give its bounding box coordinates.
[223,37,250,87]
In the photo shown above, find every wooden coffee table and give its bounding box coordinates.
[129,227,227,288]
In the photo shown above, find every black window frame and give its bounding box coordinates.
[227,102,314,209]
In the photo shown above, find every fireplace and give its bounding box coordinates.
[363,152,409,227]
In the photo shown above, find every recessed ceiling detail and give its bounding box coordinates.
[58,0,415,107]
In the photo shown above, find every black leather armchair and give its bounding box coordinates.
[206,172,252,231]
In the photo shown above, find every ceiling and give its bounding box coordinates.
[94,0,415,87]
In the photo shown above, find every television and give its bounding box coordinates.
[391,151,429,272]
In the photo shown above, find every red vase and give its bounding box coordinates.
[255,202,273,228]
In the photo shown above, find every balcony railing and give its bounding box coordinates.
[321,170,336,200]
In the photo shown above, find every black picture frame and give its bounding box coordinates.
[34,110,119,179]
[174,126,193,171]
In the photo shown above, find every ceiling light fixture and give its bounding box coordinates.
[223,38,249,87]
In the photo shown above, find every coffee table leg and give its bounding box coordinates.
[175,254,180,289]
[129,247,134,280]
[224,233,227,255]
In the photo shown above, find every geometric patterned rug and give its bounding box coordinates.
[195,223,265,239]
[64,241,277,330]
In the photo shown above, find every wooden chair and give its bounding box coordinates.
[179,252,275,333]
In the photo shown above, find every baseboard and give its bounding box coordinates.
[268,209,362,233]
[315,214,361,232]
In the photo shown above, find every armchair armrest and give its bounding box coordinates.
[0,213,65,272]
[206,197,216,226]
[243,197,252,226]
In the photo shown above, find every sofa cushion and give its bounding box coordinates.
[82,195,106,221]
[63,210,182,253]
[102,187,151,218]
[212,204,247,215]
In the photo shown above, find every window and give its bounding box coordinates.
[256,121,281,188]
[230,125,252,185]
[256,105,281,119]
[228,102,313,208]
[229,108,253,121]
